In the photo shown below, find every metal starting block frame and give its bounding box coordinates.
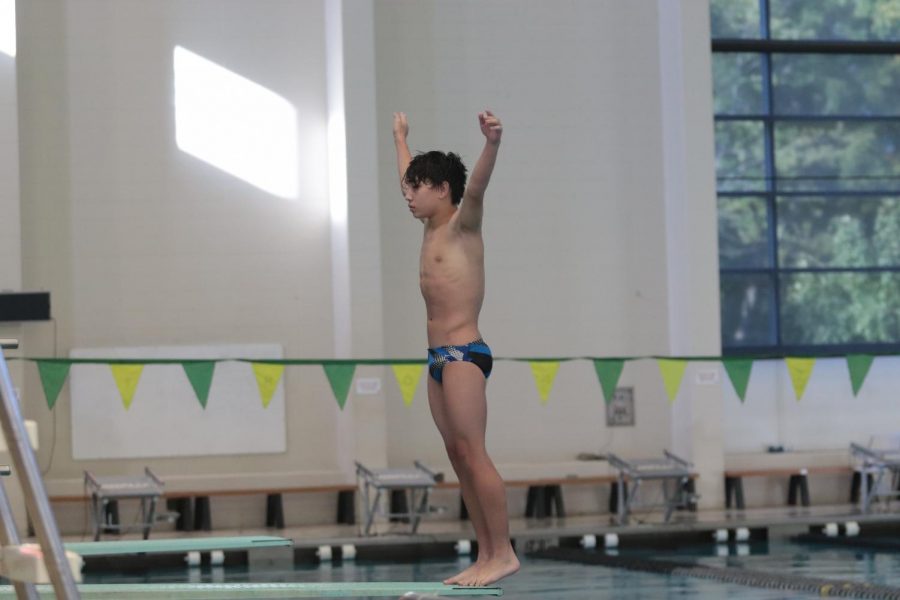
[355,461,441,536]
[84,467,164,541]
[851,442,900,513]
[607,450,696,524]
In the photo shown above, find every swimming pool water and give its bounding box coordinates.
[80,539,900,599]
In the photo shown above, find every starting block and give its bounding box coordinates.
[84,467,164,540]
[851,442,900,513]
[608,450,697,524]
[356,461,441,535]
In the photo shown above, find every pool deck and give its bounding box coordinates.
[282,503,900,549]
[59,502,900,560]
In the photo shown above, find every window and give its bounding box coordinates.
[711,0,900,355]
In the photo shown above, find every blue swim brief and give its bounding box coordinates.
[427,339,493,384]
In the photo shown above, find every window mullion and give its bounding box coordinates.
[760,0,781,348]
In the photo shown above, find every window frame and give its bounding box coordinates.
[712,0,900,356]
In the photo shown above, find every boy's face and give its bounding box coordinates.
[404,180,448,219]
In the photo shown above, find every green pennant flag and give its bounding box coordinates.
[36,361,70,410]
[658,359,688,403]
[182,361,216,409]
[785,357,816,401]
[846,354,874,397]
[593,359,625,404]
[324,363,356,410]
[722,358,754,402]
[110,364,144,410]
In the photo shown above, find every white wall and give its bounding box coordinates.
[17,1,352,513]
[724,357,900,453]
[657,0,724,507]
[373,0,714,489]
[9,0,894,529]
[14,0,723,524]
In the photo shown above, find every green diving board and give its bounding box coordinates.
[0,581,503,598]
[65,535,292,557]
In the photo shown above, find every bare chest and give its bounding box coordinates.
[419,229,483,292]
[421,228,478,270]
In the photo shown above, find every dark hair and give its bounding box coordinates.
[404,151,467,205]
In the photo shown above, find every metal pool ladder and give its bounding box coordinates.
[0,338,81,598]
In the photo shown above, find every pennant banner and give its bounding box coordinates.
[658,359,688,403]
[392,364,424,407]
[183,361,216,409]
[530,361,560,404]
[110,364,144,410]
[15,352,890,410]
[722,358,754,402]
[324,364,356,410]
[846,354,874,397]
[252,363,285,408]
[785,357,816,400]
[593,359,625,404]
[36,361,70,410]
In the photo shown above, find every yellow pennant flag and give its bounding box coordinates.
[658,359,688,404]
[785,357,816,401]
[251,363,285,408]
[110,364,143,410]
[392,364,424,407]
[529,361,560,404]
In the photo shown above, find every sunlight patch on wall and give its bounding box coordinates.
[0,0,15,57]
[174,46,299,199]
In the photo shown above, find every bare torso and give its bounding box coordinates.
[420,211,485,348]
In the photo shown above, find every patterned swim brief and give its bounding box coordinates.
[427,339,493,384]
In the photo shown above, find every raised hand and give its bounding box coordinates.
[478,110,502,144]
[393,112,409,140]
[393,112,412,189]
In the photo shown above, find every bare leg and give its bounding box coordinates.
[430,362,519,586]
[427,375,491,584]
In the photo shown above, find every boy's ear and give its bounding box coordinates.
[439,181,450,198]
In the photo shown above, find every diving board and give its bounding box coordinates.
[65,535,291,557]
[0,581,503,598]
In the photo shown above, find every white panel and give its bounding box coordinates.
[70,343,285,459]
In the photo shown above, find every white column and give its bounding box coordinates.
[658,0,725,508]
[326,0,388,473]
[0,0,20,293]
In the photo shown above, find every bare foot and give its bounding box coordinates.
[456,550,519,587]
[443,560,484,585]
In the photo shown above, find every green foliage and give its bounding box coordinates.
[718,196,769,269]
[713,0,900,349]
[710,0,761,39]
[715,121,766,192]
[771,0,900,41]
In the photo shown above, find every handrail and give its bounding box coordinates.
[0,342,80,597]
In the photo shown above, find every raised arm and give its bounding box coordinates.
[458,110,502,230]
[393,112,412,193]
